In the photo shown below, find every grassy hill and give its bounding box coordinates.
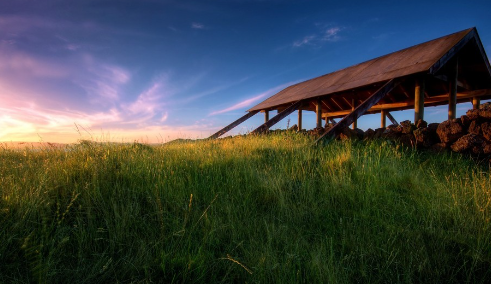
[1,133,490,283]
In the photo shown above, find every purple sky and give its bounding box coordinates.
[1,0,490,143]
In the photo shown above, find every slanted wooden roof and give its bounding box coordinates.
[249,27,491,113]
[210,27,491,140]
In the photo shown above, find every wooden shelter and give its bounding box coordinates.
[209,27,491,141]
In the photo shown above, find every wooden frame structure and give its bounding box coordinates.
[209,28,491,141]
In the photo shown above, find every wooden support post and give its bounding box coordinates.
[252,101,303,134]
[381,109,387,128]
[414,77,425,123]
[448,59,458,120]
[298,109,302,131]
[316,98,322,128]
[351,98,357,130]
[472,97,480,109]
[324,118,332,126]
[315,79,399,143]
[264,110,269,123]
[208,110,260,139]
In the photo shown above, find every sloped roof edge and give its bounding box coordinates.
[248,27,480,112]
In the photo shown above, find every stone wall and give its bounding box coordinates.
[305,102,491,159]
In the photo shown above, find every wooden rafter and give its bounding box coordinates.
[321,100,334,112]
[384,93,396,104]
[330,97,343,110]
[342,97,353,108]
[398,84,410,98]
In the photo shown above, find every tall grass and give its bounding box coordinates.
[1,133,490,283]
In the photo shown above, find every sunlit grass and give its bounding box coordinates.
[1,133,490,283]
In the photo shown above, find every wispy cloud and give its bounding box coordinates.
[209,93,265,116]
[177,76,251,104]
[0,101,120,142]
[125,82,162,115]
[0,46,181,142]
[120,75,172,126]
[0,105,208,143]
[372,32,396,40]
[74,55,131,104]
[293,35,316,47]
[323,27,341,42]
[293,25,344,48]
[0,90,208,143]
[191,22,205,29]
[209,82,293,116]
[0,50,69,78]
[0,14,220,143]
[160,112,169,122]
[0,15,58,34]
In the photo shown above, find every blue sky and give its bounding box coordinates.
[1,0,490,143]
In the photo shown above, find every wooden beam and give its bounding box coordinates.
[252,101,302,134]
[264,110,269,123]
[209,110,259,139]
[414,77,425,123]
[316,98,322,128]
[448,59,458,120]
[460,89,491,97]
[457,79,472,90]
[315,79,399,143]
[381,109,387,128]
[429,28,475,75]
[298,109,302,131]
[473,28,491,79]
[434,75,472,90]
[386,112,398,125]
[472,97,480,110]
[321,89,491,119]
[351,98,357,130]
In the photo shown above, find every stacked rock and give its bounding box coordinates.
[334,102,491,158]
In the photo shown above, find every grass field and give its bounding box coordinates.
[1,133,490,283]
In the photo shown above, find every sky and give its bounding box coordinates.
[1,0,491,143]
